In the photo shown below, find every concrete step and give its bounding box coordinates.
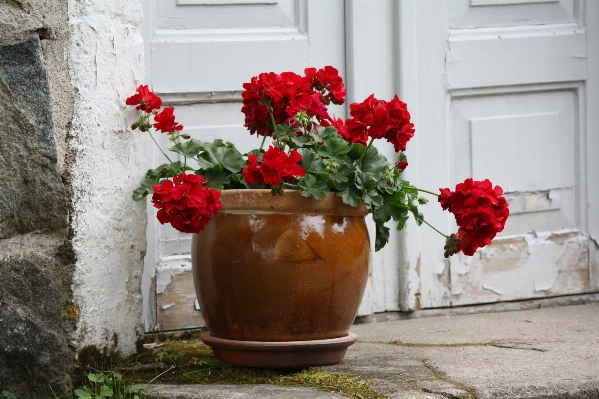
[143,300,599,399]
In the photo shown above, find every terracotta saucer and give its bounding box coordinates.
[201,332,358,368]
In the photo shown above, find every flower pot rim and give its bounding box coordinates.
[219,189,368,217]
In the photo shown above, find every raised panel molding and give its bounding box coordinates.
[447,23,586,89]
[471,0,558,6]
[470,112,565,192]
[152,28,309,94]
[159,91,243,105]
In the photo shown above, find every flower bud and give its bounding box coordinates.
[325,159,339,175]
[137,115,152,132]
[180,134,191,139]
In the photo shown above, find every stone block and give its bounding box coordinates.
[0,34,67,238]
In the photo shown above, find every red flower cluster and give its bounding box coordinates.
[243,146,306,187]
[345,94,415,152]
[126,86,185,135]
[152,173,222,234]
[439,178,510,256]
[241,66,346,136]
[304,66,346,105]
[153,107,184,133]
[126,85,162,113]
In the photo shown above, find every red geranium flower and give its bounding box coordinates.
[153,107,184,134]
[242,154,264,186]
[346,94,415,152]
[241,67,345,137]
[439,178,509,257]
[304,66,346,105]
[241,72,305,137]
[397,161,408,170]
[126,85,162,113]
[286,92,330,125]
[385,95,415,152]
[152,173,222,234]
[242,146,305,187]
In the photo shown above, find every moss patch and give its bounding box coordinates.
[76,330,384,399]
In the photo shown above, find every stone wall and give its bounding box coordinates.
[0,1,75,396]
[0,1,147,397]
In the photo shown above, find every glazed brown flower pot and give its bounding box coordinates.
[191,189,369,368]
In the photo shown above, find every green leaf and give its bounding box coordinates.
[354,170,380,191]
[347,143,367,162]
[297,148,322,172]
[373,200,406,223]
[274,124,304,148]
[395,214,410,231]
[317,135,351,160]
[197,145,245,173]
[407,201,424,226]
[363,189,383,208]
[361,146,389,174]
[312,125,339,141]
[201,168,230,190]
[74,388,92,399]
[2,392,18,399]
[87,373,104,383]
[169,139,206,158]
[125,385,147,394]
[298,174,330,200]
[99,385,113,397]
[338,186,362,207]
[375,219,390,252]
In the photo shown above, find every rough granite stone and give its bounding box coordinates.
[0,34,67,238]
[0,2,75,398]
[0,250,76,397]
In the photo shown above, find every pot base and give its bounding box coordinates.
[201,332,358,368]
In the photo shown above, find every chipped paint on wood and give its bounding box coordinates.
[450,229,590,306]
[155,255,205,331]
[588,236,599,293]
[504,190,561,214]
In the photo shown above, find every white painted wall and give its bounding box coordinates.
[68,0,146,355]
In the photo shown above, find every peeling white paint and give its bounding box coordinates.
[68,0,146,355]
[156,255,192,294]
[482,283,503,295]
[450,229,590,306]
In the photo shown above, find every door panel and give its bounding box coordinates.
[449,0,576,28]
[143,0,345,331]
[399,0,595,309]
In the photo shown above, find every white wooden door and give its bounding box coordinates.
[396,0,599,309]
[141,0,347,331]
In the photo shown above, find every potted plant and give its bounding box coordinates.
[127,66,509,368]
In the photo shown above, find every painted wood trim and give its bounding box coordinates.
[447,23,586,89]
[470,0,558,6]
[177,0,277,5]
[158,91,243,105]
[584,0,599,292]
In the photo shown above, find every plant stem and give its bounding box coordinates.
[259,132,267,150]
[148,365,175,384]
[283,183,300,190]
[349,138,375,173]
[404,186,440,197]
[149,131,173,163]
[422,219,448,238]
